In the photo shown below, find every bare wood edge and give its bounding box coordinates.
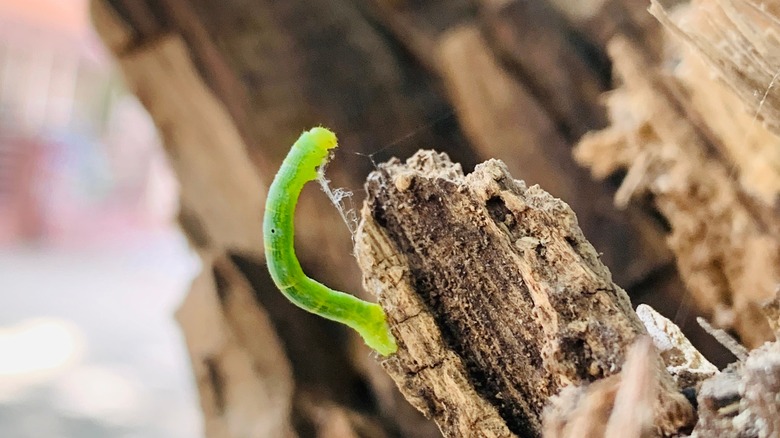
[355,151,694,437]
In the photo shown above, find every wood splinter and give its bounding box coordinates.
[354,151,694,437]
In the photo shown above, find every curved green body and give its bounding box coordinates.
[263,127,397,356]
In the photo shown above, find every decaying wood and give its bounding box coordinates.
[692,292,780,438]
[650,0,780,138]
[355,151,694,437]
[575,31,780,348]
[648,0,780,206]
[177,255,295,438]
[695,344,780,437]
[543,295,780,438]
[364,0,678,292]
[435,25,672,288]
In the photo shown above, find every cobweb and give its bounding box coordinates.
[316,153,359,240]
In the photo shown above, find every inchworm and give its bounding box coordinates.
[263,127,397,356]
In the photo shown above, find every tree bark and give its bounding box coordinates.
[90,0,780,436]
[354,151,694,437]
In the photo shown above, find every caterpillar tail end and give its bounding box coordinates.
[356,304,398,356]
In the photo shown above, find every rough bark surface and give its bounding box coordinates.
[355,151,694,437]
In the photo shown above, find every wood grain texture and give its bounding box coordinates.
[650,0,780,204]
[355,151,694,437]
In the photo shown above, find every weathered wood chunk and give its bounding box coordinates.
[355,151,694,437]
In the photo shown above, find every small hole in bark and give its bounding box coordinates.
[486,196,512,224]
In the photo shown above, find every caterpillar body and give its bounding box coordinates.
[263,127,397,356]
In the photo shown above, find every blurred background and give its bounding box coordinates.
[0,0,200,436]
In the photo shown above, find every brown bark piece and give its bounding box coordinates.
[479,0,609,140]
[692,290,780,437]
[544,337,662,438]
[355,151,694,437]
[92,1,266,256]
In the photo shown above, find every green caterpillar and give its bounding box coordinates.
[263,127,397,356]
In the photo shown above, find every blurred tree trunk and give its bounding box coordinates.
[90,0,780,436]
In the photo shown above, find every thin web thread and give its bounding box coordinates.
[317,152,359,241]
[316,111,456,240]
[353,110,455,168]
